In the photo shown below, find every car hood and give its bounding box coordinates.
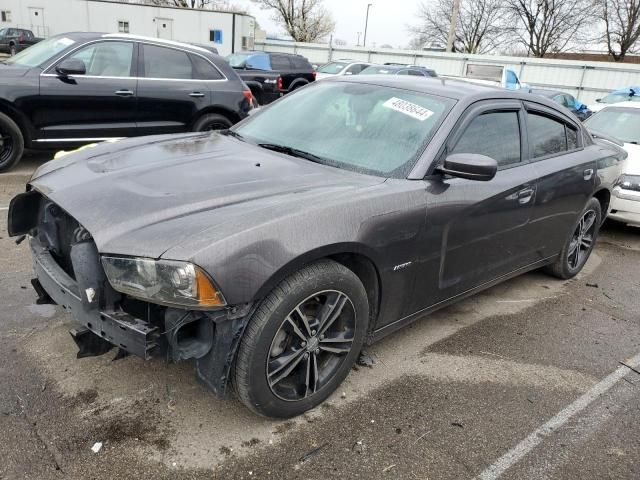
[0,63,32,77]
[30,133,384,258]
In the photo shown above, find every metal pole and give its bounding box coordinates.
[446,0,461,52]
[357,32,362,47]
[363,4,372,48]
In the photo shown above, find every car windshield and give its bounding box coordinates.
[317,62,348,74]
[233,81,454,177]
[360,66,397,75]
[600,92,640,104]
[4,36,76,67]
[585,107,640,144]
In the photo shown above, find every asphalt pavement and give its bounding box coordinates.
[1,152,639,479]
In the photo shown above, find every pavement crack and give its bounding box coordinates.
[16,395,65,473]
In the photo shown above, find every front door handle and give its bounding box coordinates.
[517,188,535,204]
[583,168,594,181]
[189,92,205,98]
[114,89,134,97]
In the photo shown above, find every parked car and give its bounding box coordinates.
[0,28,42,56]
[9,76,623,418]
[584,101,640,227]
[315,60,372,80]
[227,51,316,105]
[360,64,437,77]
[531,89,592,121]
[0,32,254,172]
[590,86,640,112]
[458,63,530,91]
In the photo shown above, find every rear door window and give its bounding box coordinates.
[452,111,521,167]
[271,54,292,70]
[408,69,426,76]
[527,113,568,158]
[143,44,191,79]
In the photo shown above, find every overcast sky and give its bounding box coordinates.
[235,0,420,48]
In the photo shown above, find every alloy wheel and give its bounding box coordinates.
[567,209,597,270]
[266,290,356,401]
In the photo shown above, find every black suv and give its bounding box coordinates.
[0,32,254,172]
[227,51,316,105]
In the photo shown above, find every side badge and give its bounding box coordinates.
[393,262,412,272]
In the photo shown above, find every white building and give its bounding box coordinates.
[0,0,256,56]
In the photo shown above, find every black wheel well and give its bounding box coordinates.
[593,189,611,220]
[0,102,31,144]
[191,107,240,129]
[329,253,381,335]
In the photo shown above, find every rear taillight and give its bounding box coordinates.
[312,71,317,80]
[277,76,283,91]
[243,89,253,103]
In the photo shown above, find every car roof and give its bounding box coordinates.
[50,32,217,56]
[597,101,640,110]
[326,75,569,107]
[530,89,567,98]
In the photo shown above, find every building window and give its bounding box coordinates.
[210,29,223,44]
[118,21,129,33]
[1,11,11,22]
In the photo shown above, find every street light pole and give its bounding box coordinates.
[363,3,372,48]
[357,32,362,47]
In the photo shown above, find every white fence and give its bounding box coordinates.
[256,40,640,104]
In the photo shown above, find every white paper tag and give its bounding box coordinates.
[382,97,434,121]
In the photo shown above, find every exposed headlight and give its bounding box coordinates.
[101,256,226,308]
[617,174,640,193]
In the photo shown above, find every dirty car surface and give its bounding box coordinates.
[8,76,625,418]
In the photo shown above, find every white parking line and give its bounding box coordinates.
[478,352,640,480]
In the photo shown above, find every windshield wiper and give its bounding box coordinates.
[220,129,245,141]
[257,143,327,164]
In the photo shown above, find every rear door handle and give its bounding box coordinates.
[517,188,535,204]
[114,89,134,97]
[189,92,205,98]
[583,168,594,180]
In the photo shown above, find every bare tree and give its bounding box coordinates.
[601,0,640,61]
[504,0,596,57]
[408,0,509,54]
[251,0,335,42]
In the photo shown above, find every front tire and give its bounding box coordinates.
[545,197,602,279]
[233,260,369,418]
[9,44,16,56]
[192,113,233,132]
[0,112,24,173]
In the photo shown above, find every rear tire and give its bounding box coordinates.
[0,112,24,173]
[233,260,369,418]
[192,113,233,132]
[544,197,601,279]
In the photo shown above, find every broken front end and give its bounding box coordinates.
[8,189,252,396]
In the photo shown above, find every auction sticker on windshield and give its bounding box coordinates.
[383,97,434,121]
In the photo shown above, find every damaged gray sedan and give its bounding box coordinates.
[8,76,623,417]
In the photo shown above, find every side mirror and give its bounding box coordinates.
[436,153,498,181]
[595,98,602,103]
[345,71,354,75]
[55,58,86,76]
